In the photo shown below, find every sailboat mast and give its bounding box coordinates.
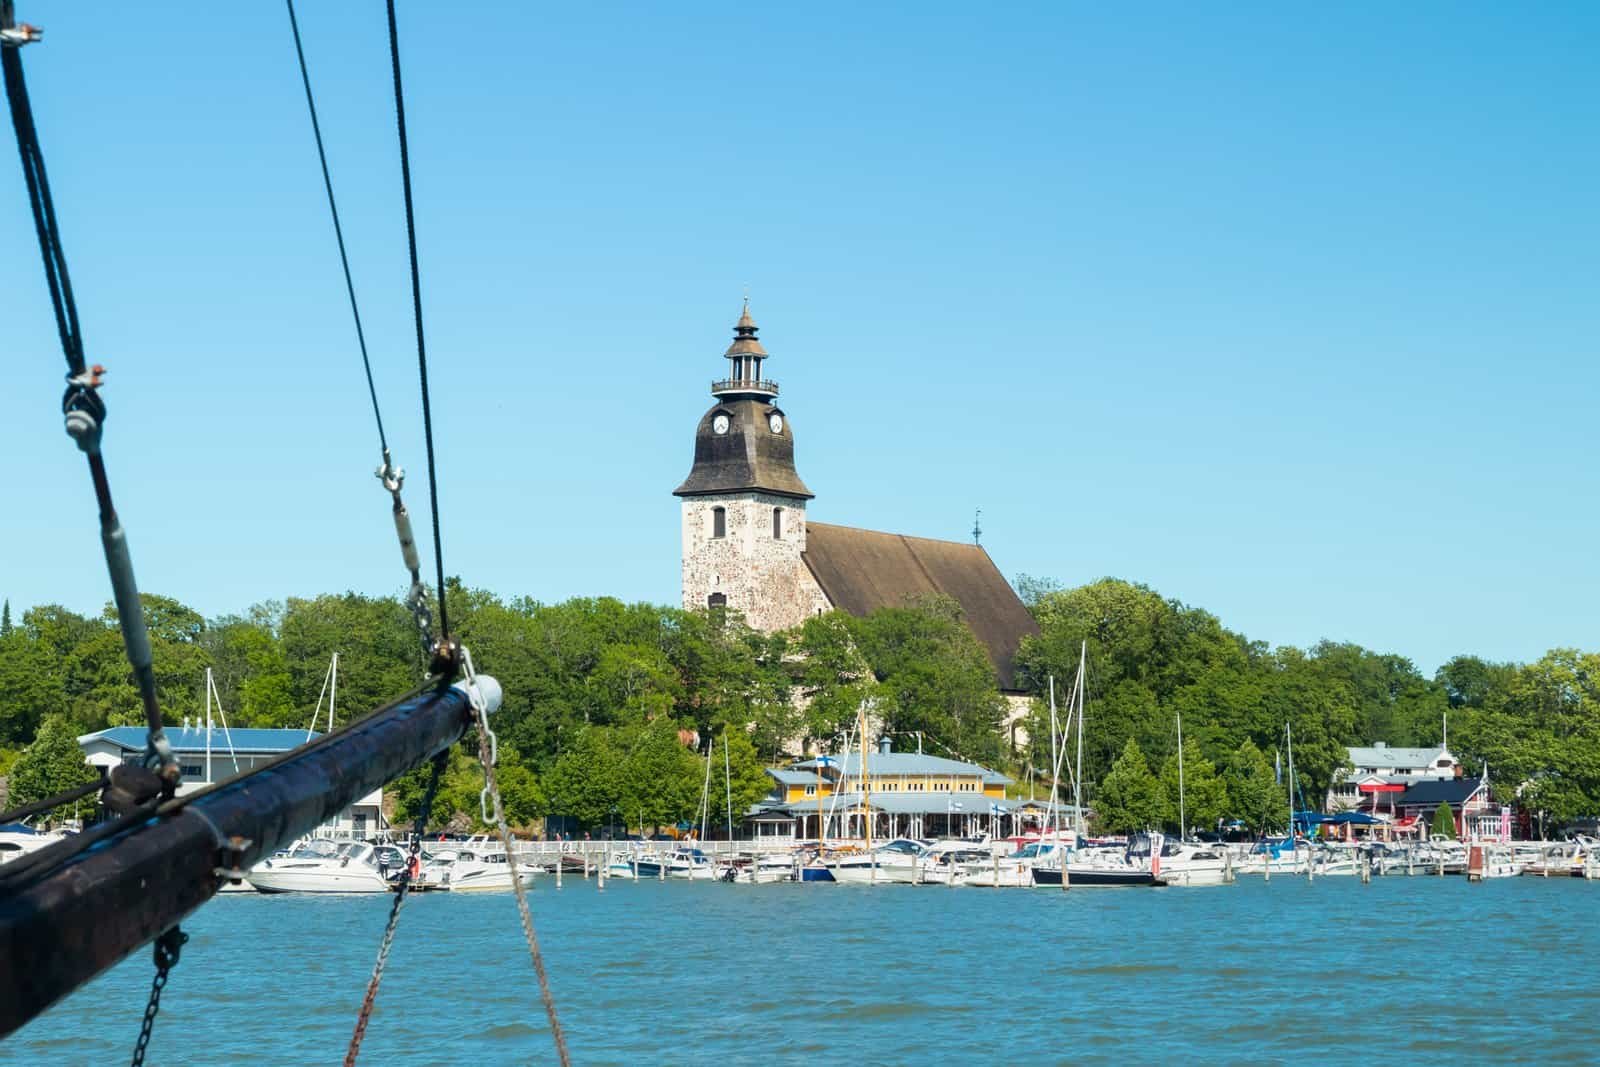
[816,753,826,848]
[329,651,338,732]
[205,668,212,785]
[861,701,873,880]
[1177,711,1185,842]
[1286,722,1296,836]
[1048,675,1059,841]
[1075,641,1086,841]
[723,732,734,853]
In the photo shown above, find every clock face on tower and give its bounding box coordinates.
[712,414,730,435]
[768,413,784,434]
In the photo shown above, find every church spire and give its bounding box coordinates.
[713,300,777,399]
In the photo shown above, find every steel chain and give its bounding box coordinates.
[129,926,187,1067]
[342,751,446,1067]
[462,648,570,1066]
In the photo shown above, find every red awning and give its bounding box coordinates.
[1359,783,1407,793]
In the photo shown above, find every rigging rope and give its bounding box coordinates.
[284,0,386,456]
[0,772,104,826]
[384,0,450,645]
[464,649,570,1065]
[3,2,176,789]
[1,8,81,375]
[344,752,446,1067]
[283,0,445,666]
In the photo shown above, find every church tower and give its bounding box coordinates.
[674,304,825,630]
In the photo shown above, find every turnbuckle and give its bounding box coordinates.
[0,22,42,47]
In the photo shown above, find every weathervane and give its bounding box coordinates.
[972,507,982,545]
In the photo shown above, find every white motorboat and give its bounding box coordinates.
[604,857,641,880]
[0,823,67,866]
[721,852,798,884]
[247,840,392,893]
[828,838,926,884]
[667,848,720,879]
[1160,845,1234,886]
[434,849,537,893]
[954,840,1067,887]
[631,848,720,880]
[918,842,996,885]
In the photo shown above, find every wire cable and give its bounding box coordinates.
[384,0,449,640]
[284,0,387,457]
[1,20,84,375]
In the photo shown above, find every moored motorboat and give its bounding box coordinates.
[247,840,393,893]
[828,838,926,884]
[436,849,537,892]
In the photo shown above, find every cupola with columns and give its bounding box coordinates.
[674,303,828,630]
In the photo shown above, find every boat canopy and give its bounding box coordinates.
[1323,811,1383,825]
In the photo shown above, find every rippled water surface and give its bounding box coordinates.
[7,876,1597,1064]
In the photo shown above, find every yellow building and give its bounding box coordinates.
[763,738,1014,840]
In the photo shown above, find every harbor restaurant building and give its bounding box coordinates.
[76,726,384,838]
[1325,742,1460,814]
[751,739,1051,841]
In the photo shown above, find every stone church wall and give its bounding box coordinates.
[681,492,830,633]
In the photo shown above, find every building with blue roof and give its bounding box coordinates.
[77,725,385,837]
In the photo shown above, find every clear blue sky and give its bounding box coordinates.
[2,3,1595,674]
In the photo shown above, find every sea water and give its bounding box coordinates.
[5,876,1596,1065]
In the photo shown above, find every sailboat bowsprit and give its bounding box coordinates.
[0,675,500,1036]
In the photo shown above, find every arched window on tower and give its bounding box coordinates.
[712,506,726,539]
[772,507,783,539]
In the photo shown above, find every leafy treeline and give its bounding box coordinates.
[2,574,1596,832]
[1014,577,1600,831]
[0,587,1004,830]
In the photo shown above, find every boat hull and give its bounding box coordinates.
[1033,866,1165,887]
[247,868,390,893]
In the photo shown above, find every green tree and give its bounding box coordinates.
[791,612,877,747]
[1222,739,1280,833]
[620,718,704,832]
[7,715,97,825]
[719,726,774,823]
[1093,738,1166,833]
[1429,801,1457,840]
[1160,738,1228,835]
[853,596,1007,768]
[541,725,624,829]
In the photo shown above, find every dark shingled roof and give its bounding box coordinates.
[673,398,813,499]
[1397,777,1485,807]
[801,523,1039,691]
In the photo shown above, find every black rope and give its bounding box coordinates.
[5,12,172,779]
[385,0,449,641]
[284,0,387,457]
[1,26,84,375]
[0,772,104,826]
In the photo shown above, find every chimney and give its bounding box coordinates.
[878,737,892,756]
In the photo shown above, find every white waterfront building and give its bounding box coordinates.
[76,726,384,838]
[1325,741,1459,813]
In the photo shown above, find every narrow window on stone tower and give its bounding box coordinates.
[712,506,726,539]
[772,507,783,539]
